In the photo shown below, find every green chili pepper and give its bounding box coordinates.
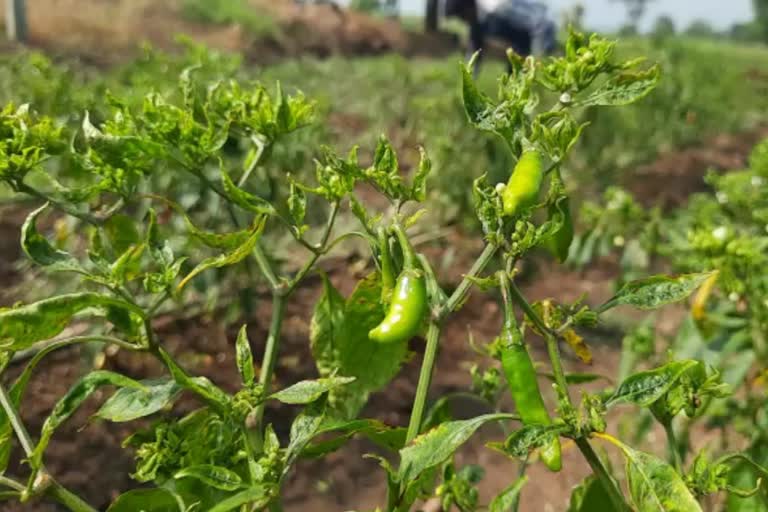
[377,227,396,304]
[502,150,544,217]
[369,225,427,344]
[544,195,574,263]
[499,273,562,472]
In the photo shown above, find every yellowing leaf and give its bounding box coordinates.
[691,271,719,321]
[562,329,592,364]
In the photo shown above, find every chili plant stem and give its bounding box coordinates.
[663,420,684,471]
[0,383,35,457]
[0,475,23,492]
[406,321,443,443]
[0,385,96,512]
[575,438,629,512]
[253,293,288,429]
[15,182,102,226]
[47,482,98,512]
[442,243,498,316]
[405,243,498,443]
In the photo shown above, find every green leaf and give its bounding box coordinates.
[621,444,702,511]
[501,423,567,459]
[598,272,716,313]
[309,273,408,420]
[174,464,244,492]
[287,180,307,226]
[301,418,406,458]
[269,376,355,405]
[158,348,231,414]
[607,360,700,407]
[461,54,492,124]
[107,488,182,512]
[0,293,145,351]
[398,413,513,483]
[177,215,267,292]
[95,378,180,422]
[21,203,84,273]
[151,195,254,250]
[235,325,254,385]
[32,371,144,467]
[567,475,618,512]
[286,399,326,467]
[104,214,141,255]
[221,165,276,215]
[410,147,431,202]
[579,65,661,107]
[208,485,273,512]
[490,476,528,512]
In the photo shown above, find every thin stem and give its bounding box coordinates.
[15,182,101,225]
[0,384,97,512]
[0,475,24,492]
[442,243,498,317]
[575,438,629,512]
[238,136,267,187]
[663,421,683,471]
[507,280,573,412]
[252,293,288,429]
[0,383,35,457]
[406,321,443,443]
[254,245,281,291]
[12,335,139,364]
[286,201,340,295]
[46,481,98,512]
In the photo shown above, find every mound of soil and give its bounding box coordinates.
[0,0,460,65]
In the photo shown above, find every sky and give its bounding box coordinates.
[367,0,756,31]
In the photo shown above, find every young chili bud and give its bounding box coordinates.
[544,196,575,263]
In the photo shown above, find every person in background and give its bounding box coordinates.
[443,0,558,72]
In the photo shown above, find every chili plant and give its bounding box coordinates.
[0,29,762,512]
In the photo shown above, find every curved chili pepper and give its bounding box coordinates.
[369,225,427,344]
[499,273,562,472]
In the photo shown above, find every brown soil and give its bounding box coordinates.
[625,126,768,209]
[0,0,460,66]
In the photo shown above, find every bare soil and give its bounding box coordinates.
[0,0,460,66]
[0,125,763,511]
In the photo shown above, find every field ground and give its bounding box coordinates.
[1,1,768,510]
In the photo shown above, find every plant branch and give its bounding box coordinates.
[254,244,281,291]
[252,293,288,430]
[46,481,98,512]
[441,243,498,318]
[15,182,102,225]
[0,475,24,492]
[663,420,683,471]
[575,437,630,512]
[286,201,340,295]
[406,321,443,443]
[0,379,97,512]
[0,383,35,458]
